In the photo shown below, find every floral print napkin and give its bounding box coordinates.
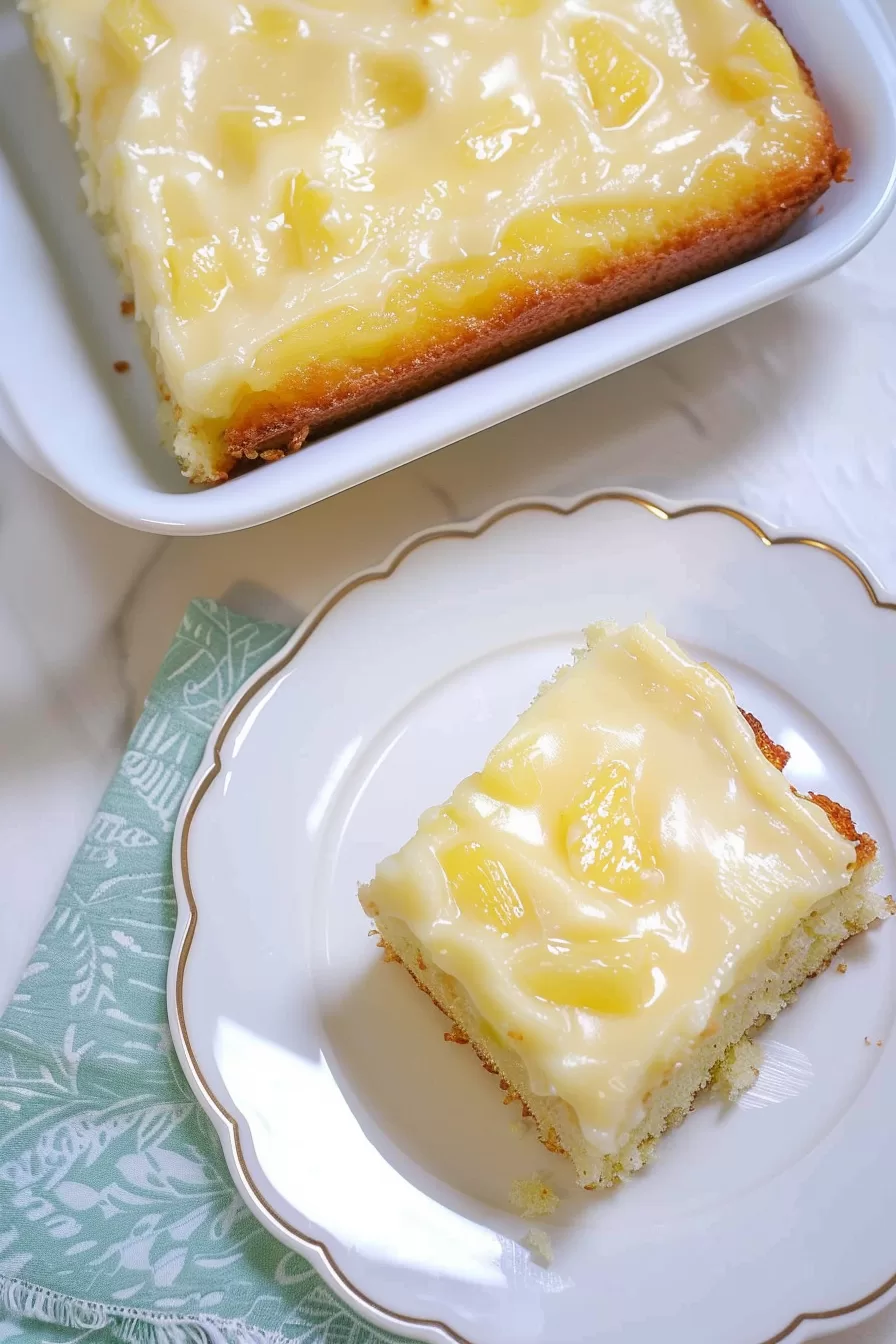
[0,600,393,1344]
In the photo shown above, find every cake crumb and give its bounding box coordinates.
[865,1037,872,1046]
[885,896,896,915]
[523,1227,553,1265]
[716,1038,761,1100]
[836,962,847,974]
[444,1025,469,1045]
[542,1126,567,1155]
[113,359,130,373]
[509,1175,559,1219]
[120,297,135,316]
[878,1040,884,1047]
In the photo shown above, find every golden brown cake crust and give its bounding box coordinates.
[221,167,838,475]
[807,793,877,869]
[742,710,876,867]
[742,709,792,772]
[212,0,848,482]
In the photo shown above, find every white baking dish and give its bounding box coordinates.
[1,0,895,536]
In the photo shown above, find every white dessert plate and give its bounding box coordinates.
[170,490,896,1344]
[2,0,896,534]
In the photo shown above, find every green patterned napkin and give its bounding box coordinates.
[0,600,393,1344]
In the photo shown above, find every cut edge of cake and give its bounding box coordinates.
[363,703,885,1191]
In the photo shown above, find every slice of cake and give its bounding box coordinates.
[360,620,884,1189]
[24,0,846,483]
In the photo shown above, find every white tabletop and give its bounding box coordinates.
[4,7,896,1336]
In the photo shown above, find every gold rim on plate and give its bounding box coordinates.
[174,491,896,1344]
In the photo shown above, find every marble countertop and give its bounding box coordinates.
[4,14,896,1336]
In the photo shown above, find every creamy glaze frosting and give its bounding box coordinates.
[27,0,825,423]
[365,621,856,1152]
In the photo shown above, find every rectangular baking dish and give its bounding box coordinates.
[1,0,895,536]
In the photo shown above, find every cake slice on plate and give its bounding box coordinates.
[360,620,883,1189]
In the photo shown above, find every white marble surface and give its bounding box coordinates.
[4,25,896,1341]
